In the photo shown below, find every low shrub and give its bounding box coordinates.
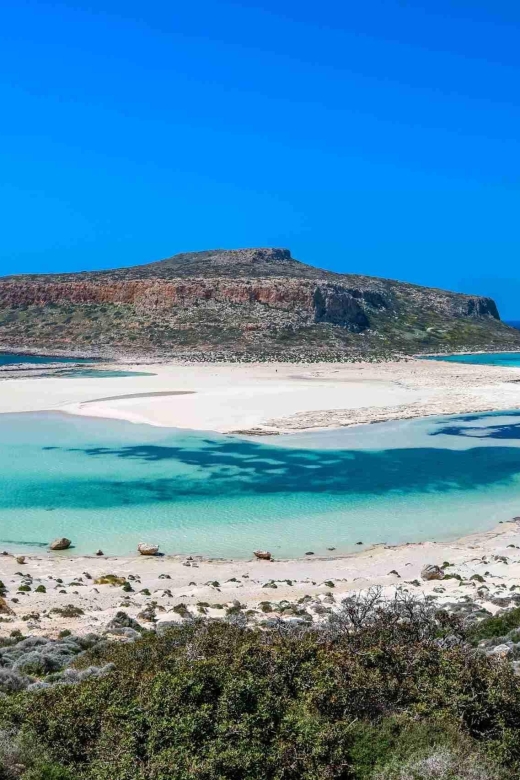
[468,606,520,642]
[49,605,84,618]
[1,590,519,779]
[93,575,126,586]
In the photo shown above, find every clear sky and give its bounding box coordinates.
[1,0,519,317]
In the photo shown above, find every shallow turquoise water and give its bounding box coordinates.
[2,411,520,557]
[424,351,520,367]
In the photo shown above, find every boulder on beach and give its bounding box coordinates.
[254,550,272,560]
[50,538,71,551]
[421,564,443,581]
[137,543,159,556]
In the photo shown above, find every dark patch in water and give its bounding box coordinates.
[4,440,520,510]
[2,409,520,514]
[430,411,520,440]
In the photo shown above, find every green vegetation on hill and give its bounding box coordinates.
[2,593,520,779]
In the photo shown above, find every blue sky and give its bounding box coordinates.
[1,0,519,317]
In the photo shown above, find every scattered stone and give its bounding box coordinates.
[305,551,314,556]
[421,564,444,581]
[49,537,71,551]
[137,543,159,556]
[253,550,272,560]
[95,549,104,556]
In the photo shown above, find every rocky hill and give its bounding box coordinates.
[0,247,518,360]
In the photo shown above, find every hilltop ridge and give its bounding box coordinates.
[0,247,518,360]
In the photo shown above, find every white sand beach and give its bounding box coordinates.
[0,357,520,433]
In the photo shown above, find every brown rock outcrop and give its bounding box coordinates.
[0,278,380,331]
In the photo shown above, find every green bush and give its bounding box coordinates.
[468,606,520,642]
[0,591,519,779]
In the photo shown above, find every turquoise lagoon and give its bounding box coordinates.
[2,410,520,557]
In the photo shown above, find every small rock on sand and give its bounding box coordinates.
[421,564,444,581]
[253,551,272,560]
[137,543,160,556]
[50,537,71,551]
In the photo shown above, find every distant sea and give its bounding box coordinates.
[0,353,155,377]
[1,410,520,557]
[425,350,520,368]
[0,353,92,367]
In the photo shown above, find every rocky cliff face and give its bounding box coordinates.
[0,278,386,331]
[0,248,516,359]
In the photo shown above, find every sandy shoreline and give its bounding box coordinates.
[3,519,520,637]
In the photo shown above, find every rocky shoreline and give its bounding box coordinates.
[3,520,520,644]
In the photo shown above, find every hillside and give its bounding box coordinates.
[1,247,519,360]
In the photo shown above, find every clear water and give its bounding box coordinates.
[0,353,93,367]
[424,352,520,367]
[48,369,156,378]
[1,411,520,557]
[0,354,154,378]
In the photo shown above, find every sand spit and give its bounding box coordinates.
[0,357,519,433]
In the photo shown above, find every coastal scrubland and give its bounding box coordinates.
[2,591,520,779]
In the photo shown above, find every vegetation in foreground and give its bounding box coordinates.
[2,590,520,779]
